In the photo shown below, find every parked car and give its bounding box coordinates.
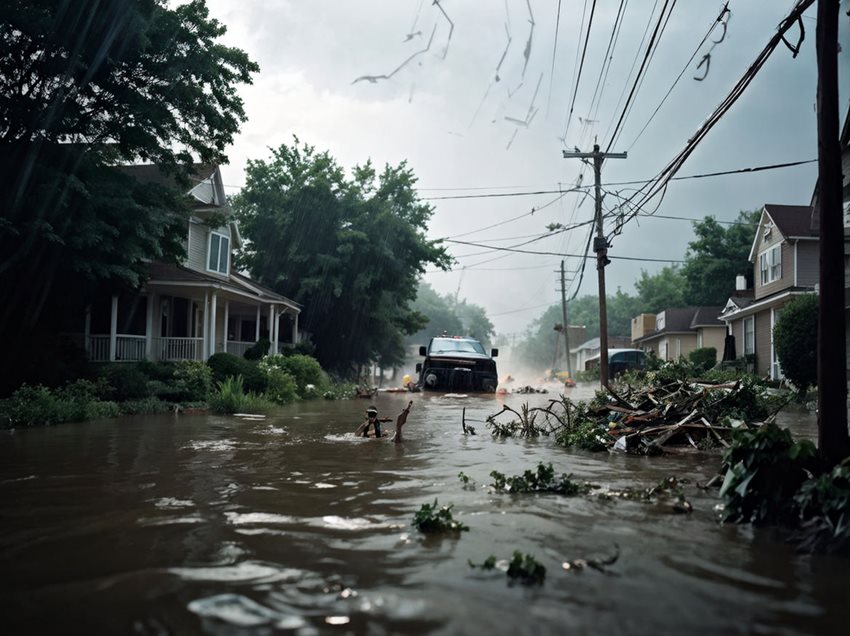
[416,336,499,392]
[584,349,647,377]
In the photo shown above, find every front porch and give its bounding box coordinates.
[81,286,300,363]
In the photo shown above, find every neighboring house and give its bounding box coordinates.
[719,204,823,379]
[78,165,301,362]
[632,307,725,362]
[572,335,631,372]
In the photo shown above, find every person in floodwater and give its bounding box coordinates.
[354,402,413,443]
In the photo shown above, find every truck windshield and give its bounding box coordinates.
[430,339,486,355]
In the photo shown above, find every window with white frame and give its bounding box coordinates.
[208,232,230,275]
[743,317,755,355]
[759,245,781,285]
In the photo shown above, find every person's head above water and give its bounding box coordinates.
[366,406,378,419]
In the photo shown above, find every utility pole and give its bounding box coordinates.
[562,143,627,387]
[815,0,849,463]
[559,260,573,379]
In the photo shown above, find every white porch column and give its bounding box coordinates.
[84,304,91,357]
[273,308,280,354]
[109,295,118,362]
[210,292,218,357]
[255,305,261,341]
[203,290,210,360]
[223,300,230,355]
[292,312,299,345]
[268,305,274,353]
[145,293,155,360]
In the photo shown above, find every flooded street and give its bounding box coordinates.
[1,388,846,635]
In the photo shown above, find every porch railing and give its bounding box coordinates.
[88,335,110,361]
[153,337,203,361]
[116,335,146,361]
[226,341,255,358]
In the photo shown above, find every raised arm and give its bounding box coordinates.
[393,401,414,443]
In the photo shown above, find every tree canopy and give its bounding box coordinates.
[233,139,452,374]
[407,281,495,349]
[0,0,257,392]
[681,211,759,305]
[774,294,818,399]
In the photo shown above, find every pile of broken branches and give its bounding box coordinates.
[475,378,790,454]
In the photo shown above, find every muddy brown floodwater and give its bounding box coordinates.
[0,386,847,635]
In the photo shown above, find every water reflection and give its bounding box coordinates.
[0,388,844,634]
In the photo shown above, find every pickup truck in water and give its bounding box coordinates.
[415,336,499,393]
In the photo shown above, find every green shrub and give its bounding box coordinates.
[145,380,184,402]
[173,360,213,401]
[243,338,270,360]
[207,353,267,393]
[98,364,150,401]
[208,375,274,414]
[322,382,357,399]
[265,367,298,404]
[412,499,469,534]
[4,384,64,426]
[119,397,172,415]
[260,354,324,395]
[719,422,816,525]
[773,294,818,399]
[793,466,850,553]
[689,347,717,373]
[136,360,177,382]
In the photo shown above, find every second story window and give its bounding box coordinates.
[759,245,781,285]
[208,232,230,275]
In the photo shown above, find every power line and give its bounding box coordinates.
[605,0,677,153]
[561,0,598,141]
[626,3,730,151]
[444,239,687,263]
[419,159,816,201]
[612,0,816,236]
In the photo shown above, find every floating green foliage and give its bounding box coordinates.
[469,551,545,585]
[458,471,473,486]
[490,462,593,496]
[412,499,469,534]
[719,422,816,525]
[597,476,693,513]
[792,466,850,554]
[554,419,608,452]
[486,403,549,438]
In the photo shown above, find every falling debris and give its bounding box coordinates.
[403,31,422,42]
[495,22,512,81]
[521,0,535,79]
[433,0,455,60]
[352,25,436,85]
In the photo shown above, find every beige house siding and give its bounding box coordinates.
[658,334,698,360]
[697,326,726,361]
[187,221,231,280]
[795,240,820,287]
[754,238,793,300]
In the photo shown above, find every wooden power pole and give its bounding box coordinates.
[560,260,573,379]
[815,0,850,463]
[562,144,627,387]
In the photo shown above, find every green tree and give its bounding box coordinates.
[681,211,759,306]
[634,266,686,312]
[773,294,818,399]
[407,282,463,345]
[233,139,451,374]
[0,0,257,392]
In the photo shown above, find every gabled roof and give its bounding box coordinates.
[748,204,816,262]
[689,306,724,328]
[660,307,699,332]
[117,163,225,209]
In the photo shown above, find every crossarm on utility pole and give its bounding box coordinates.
[562,144,627,388]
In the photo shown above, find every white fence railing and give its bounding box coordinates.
[153,337,203,361]
[226,341,255,358]
[116,335,146,361]
[87,335,111,361]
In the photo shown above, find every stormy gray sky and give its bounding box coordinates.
[204,0,850,336]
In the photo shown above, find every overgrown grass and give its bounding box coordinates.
[208,375,275,414]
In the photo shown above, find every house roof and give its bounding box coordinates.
[116,163,217,189]
[763,204,817,238]
[146,262,300,312]
[689,306,724,328]
[660,307,699,332]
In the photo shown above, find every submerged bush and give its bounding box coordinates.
[173,360,213,401]
[793,466,850,554]
[264,367,298,404]
[208,375,274,414]
[412,499,469,534]
[118,398,171,415]
[207,353,267,393]
[98,364,149,401]
[719,423,816,525]
[469,551,546,585]
[490,463,592,495]
[260,354,324,396]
